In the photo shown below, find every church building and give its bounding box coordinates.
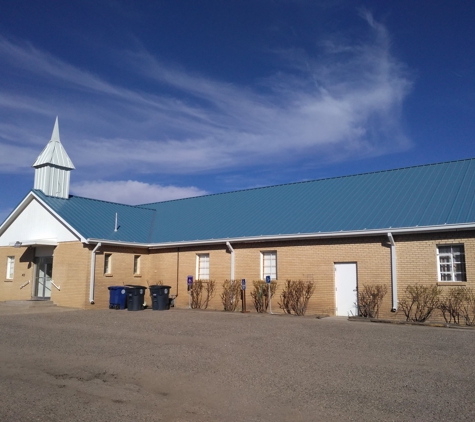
[1,119,474,317]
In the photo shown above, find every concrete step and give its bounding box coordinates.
[3,300,57,308]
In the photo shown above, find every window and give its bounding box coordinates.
[133,255,141,275]
[437,245,466,282]
[104,253,112,274]
[6,256,14,279]
[261,251,277,280]
[196,254,209,280]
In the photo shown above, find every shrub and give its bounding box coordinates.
[398,284,442,322]
[221,280,241,312]
[357,284,388,318]
[190,279,216,309]
[250,280,277,313]
[278,280,316,316]
[460,288,475,326]
[439,287,466,324]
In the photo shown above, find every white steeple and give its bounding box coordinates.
[33,117,75,199]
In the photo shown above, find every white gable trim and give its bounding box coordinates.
[0,191,86,244]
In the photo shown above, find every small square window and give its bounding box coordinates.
[104,253,112,275]
[134,255,141,275]
[6,256,14,279]
[261,251,277,280]
[437,245,466,282]
[196,254,209,280]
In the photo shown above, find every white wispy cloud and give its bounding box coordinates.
[0,12,412,181]
[70,180,208,205]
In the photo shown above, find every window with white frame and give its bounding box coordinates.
[261,251,277,280]
[133,255,141,275]
[437,245,466,282]
[6,256,14,279]
[196,254,210,280]
[104,253,112,274]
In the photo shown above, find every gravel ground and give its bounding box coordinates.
[0,306,474,421]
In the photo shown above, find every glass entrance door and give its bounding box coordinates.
[35,257,53,299]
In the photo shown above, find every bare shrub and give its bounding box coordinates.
[439,287,466,324]
[460,288,475,326]
[398,284,441,322]
[357,284,388,318]
[278,280,316,316]
[190,279,216,309]
[221,280,241,312]
[250,280,277,313]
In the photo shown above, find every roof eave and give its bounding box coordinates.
[85,222,475,250]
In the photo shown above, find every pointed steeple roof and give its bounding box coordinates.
[32,117,75,169]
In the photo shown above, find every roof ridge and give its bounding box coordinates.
[139,157,475,206]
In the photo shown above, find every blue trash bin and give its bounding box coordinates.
[108,286,128,309]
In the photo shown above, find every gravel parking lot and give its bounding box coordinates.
[0,305,474,421]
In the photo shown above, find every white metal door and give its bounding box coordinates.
[335,263,358,316]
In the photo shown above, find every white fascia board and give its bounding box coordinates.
[88,222,475,250]
[0,192,36,236]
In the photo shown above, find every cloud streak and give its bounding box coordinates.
[0,13,412,182]
[71,180,208,205]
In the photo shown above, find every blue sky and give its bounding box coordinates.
[1,1,474,223]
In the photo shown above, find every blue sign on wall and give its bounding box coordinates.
[265,275,271,284]
[241,279,246,290]
[187,275,193,285]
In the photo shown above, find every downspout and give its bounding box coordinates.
[89,243,101,304]
[226,241,235,280]
[176,247,180,298]
[387,233,397,312]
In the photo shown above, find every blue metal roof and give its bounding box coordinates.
[37,158,475,244]
[34,190,156,243]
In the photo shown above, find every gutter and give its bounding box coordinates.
[226,241,235,280]
[89,242,102,304]
[83,222,475,250]
[387,233,397,312]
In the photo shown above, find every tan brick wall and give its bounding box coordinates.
[3,230,474,319]
[0,246,36,301]
[91,246,151,309]
[149,237,392,316]
[50,242,90,309]
[394,231,475,321]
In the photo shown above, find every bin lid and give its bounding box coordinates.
[125,285,148,289]
[108,286,125,290]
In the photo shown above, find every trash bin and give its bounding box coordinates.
[126,285,147,311]
[108,286,128,309]
[149,285,172,310]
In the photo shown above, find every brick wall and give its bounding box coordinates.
[50,242,91,308]
[0,246,36,301]
[3,230,474,319]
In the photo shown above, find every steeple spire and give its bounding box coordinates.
[33,117,75,199]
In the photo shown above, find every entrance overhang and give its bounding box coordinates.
[9,239,58,247]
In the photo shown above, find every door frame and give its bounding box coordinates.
[334,262,358,316]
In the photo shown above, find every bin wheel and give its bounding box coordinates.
[109,305,113,309]
[115,304,120,310]
[141,305,144,310]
